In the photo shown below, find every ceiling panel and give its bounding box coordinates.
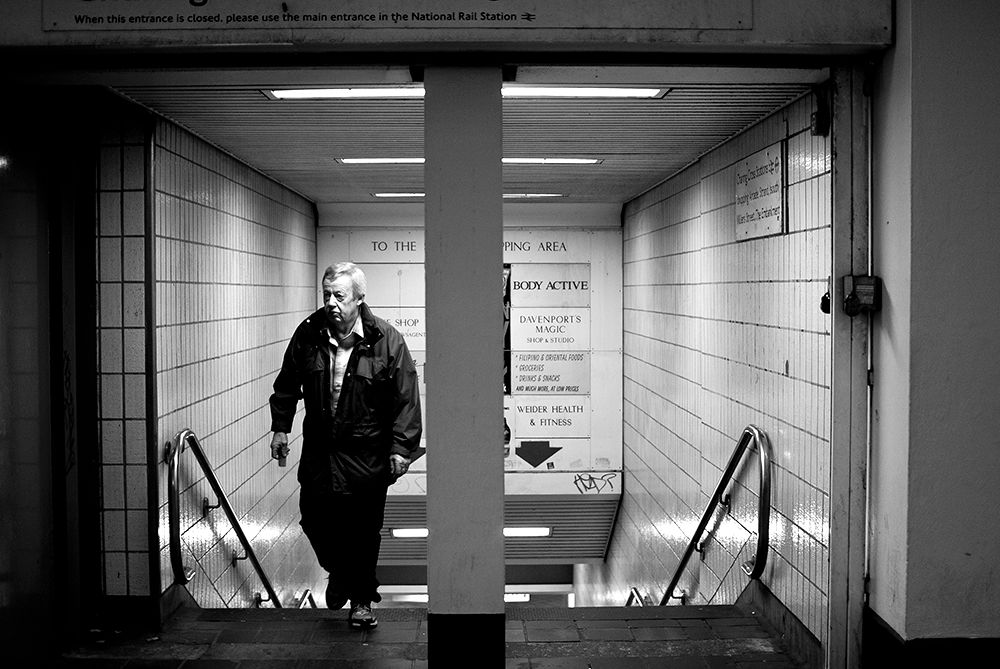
[113,71,817,205]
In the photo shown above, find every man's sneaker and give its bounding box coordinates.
[325,580,348,610]
[349,601,378,629]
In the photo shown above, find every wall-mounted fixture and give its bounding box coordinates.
[842,275,883,316]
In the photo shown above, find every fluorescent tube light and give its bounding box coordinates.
[267,87,424,99]
[374,193,563,199]
[501,86,664,98]
[391,527,550,538]
[502,157,601,165]
[394,594,430,603]
[340,158,425,164]
[342,157,598,165]
[268,86,664,100]
[504,593,531,603]
[503,527,551,537]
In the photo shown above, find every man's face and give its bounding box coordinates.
[323,275,361,329]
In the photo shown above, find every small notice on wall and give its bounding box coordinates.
[734,142,785,240]
[511,352,590,394]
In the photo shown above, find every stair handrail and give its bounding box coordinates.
[659,425,772,605]
[166,428,282,608]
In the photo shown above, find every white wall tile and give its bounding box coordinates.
[580,95,832,645]
[151,118,319,606]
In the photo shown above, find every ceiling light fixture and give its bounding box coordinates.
[504,594,531,603]
[503,527,552,537]
[391,527,551,538]
[502,158,601,165]
[266,87,425,99]
[395,594,430,603]
[339,158,425,164]
[374,193,564,199]
[502,86,665,98]
[267,85,665,100]
[341,157,599,165]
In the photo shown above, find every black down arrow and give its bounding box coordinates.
[516,440,562,468]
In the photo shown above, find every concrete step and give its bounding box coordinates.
[58,604,804,668]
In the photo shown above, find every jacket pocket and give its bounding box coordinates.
[301,347,327,414]
[305,346,325,372]
[354,353,388,382]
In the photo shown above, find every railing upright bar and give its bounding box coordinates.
[167,428,283,608]
[167,436,195,585]
[659,425,772,606]
[743,427,772,579]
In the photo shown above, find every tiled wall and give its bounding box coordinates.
[577,94,832,644]
[152,120,319,607]
[0,124,52,623]
[96,106,155,598]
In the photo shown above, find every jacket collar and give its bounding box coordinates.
[308,303,384,346]
[357,302,384,346]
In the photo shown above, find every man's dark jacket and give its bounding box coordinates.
[269,303,422,491]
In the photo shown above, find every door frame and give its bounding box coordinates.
[828,64,872,669]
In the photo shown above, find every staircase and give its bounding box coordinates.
[59,604,804,667]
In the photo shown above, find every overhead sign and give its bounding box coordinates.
[43,0,751,31]
[345,229,422,263]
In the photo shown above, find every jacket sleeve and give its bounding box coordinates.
[389,335,423,458]
[269,330,303,434]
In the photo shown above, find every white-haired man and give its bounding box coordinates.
[269,262,422,629]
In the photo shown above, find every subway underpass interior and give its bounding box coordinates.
[5,62,838,667]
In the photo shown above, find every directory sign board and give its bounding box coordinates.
[317,227,623,496]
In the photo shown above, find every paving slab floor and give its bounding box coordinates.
[56,604,806,668]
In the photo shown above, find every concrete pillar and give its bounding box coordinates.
[871,0,1000,646]
[424,67,505,664]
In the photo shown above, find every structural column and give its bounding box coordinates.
[424,67,505,664]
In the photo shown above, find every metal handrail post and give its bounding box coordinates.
[166,437,195,585]
[742,426,772,579]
